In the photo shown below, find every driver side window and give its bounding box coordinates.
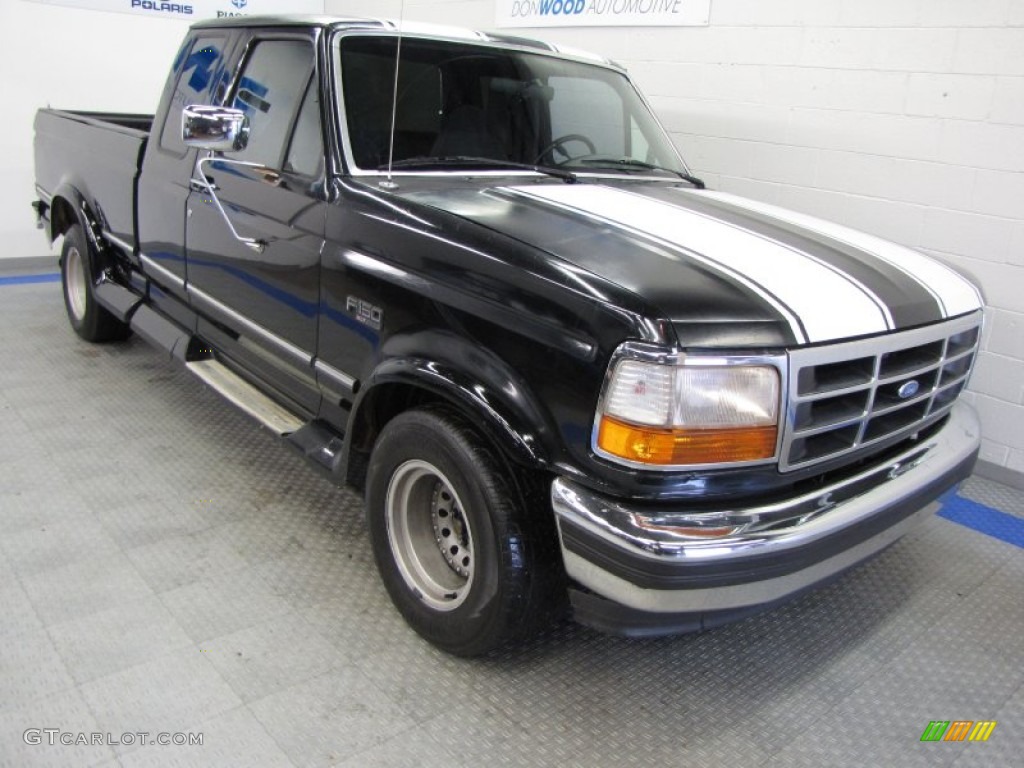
[231,40,314,169]
[284,76,324,177]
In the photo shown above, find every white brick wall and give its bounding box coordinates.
[991,77,1024,125]
[303,3,1024,475]
[0,3,192,259]
[906,73,995,120]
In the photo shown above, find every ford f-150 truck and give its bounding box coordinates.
[33,15,984,656]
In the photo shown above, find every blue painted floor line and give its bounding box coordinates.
[941,491,1024,549]
[0,273,60,286]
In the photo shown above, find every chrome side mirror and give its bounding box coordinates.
[182,105,249,152]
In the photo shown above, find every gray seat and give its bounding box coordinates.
[429,105,506,159]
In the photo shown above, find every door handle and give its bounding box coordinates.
[192,157,266,254]
[190,177,219,193]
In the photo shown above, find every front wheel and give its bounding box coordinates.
[61,224,129,342]
[366,408,561,656]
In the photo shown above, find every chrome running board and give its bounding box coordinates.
[187,359,305,436]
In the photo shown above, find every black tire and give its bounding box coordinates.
[366,408,562,656]
[61,224,130,342]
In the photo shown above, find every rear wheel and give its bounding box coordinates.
[61,224,129,342]
[366,408,561,656]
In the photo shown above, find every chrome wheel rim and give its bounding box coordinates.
[65,246,88,322]
[385,459,475,611]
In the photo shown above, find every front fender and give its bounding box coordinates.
[352,329,560,470]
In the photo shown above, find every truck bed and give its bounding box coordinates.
[34,109,153,250]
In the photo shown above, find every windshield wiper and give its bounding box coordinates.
[575,157,705,189]
[381,156,577,183]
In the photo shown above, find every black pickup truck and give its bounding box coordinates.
[33,15,984,655]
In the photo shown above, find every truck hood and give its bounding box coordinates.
[396,180,982,347]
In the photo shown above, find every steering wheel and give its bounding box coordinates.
[535,133,597,165]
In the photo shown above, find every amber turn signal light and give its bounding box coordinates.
[597,415,778,466]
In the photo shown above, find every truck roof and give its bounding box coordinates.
[190,14,620,69]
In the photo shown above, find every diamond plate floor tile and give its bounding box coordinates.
[0,488,98,538]
[354,633,493,726]
[413,702,589,768]
[424,704,542,768]
[454,629,770,768]
[125,527,251,594]
[0,687,115,768]
[158,566,292,643]
[0,438,45,473]
[0,583,43,642]
[294,588,418,666]
[333,721,463,768]
[765,602,1022,767]
[927,566,1024,661]
[91,495,212,552]
[197,612,344,704]
[253,537,373,605]
[2,515,121,578]
[693,538,969,688]
[0,628,76,713]
[44,441,147,486]
[2,454,76,496]
[20,557,155,628]
[72,464,182,513]
[249,668,418,767]
[13,398,119,441]
[217,499,361,572]
[78,648,241,758]
[48,596,194,685]
[960,475,1024,519]
[118,705,294,768]
[949,682,1023,767]
[0,544,12,583]
[0,406,37,463]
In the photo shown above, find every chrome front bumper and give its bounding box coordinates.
[552,402,980,634]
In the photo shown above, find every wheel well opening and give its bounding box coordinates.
[346,383,444,491]
[50,197,76,244]
[346,382,548,522]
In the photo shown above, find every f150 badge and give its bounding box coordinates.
[347,296,383,330]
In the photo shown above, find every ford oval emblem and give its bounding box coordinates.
[898,380,920,399]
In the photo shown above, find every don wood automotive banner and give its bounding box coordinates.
[25,0,324,22]
[496,0,712,28]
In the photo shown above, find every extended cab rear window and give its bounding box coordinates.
[160,35,229,156]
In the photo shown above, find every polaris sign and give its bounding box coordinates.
[25,0,323,21]
[496,0,711,28]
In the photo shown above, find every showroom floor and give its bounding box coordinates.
[1,264,1022,768]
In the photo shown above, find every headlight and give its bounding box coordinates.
[596,352,783,467]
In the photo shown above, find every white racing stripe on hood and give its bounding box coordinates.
[688,190,984,317]
[507,185,892,344]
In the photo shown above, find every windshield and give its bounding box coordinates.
[337,35,686,175]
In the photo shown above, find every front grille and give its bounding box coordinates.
[780,312,982,472]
